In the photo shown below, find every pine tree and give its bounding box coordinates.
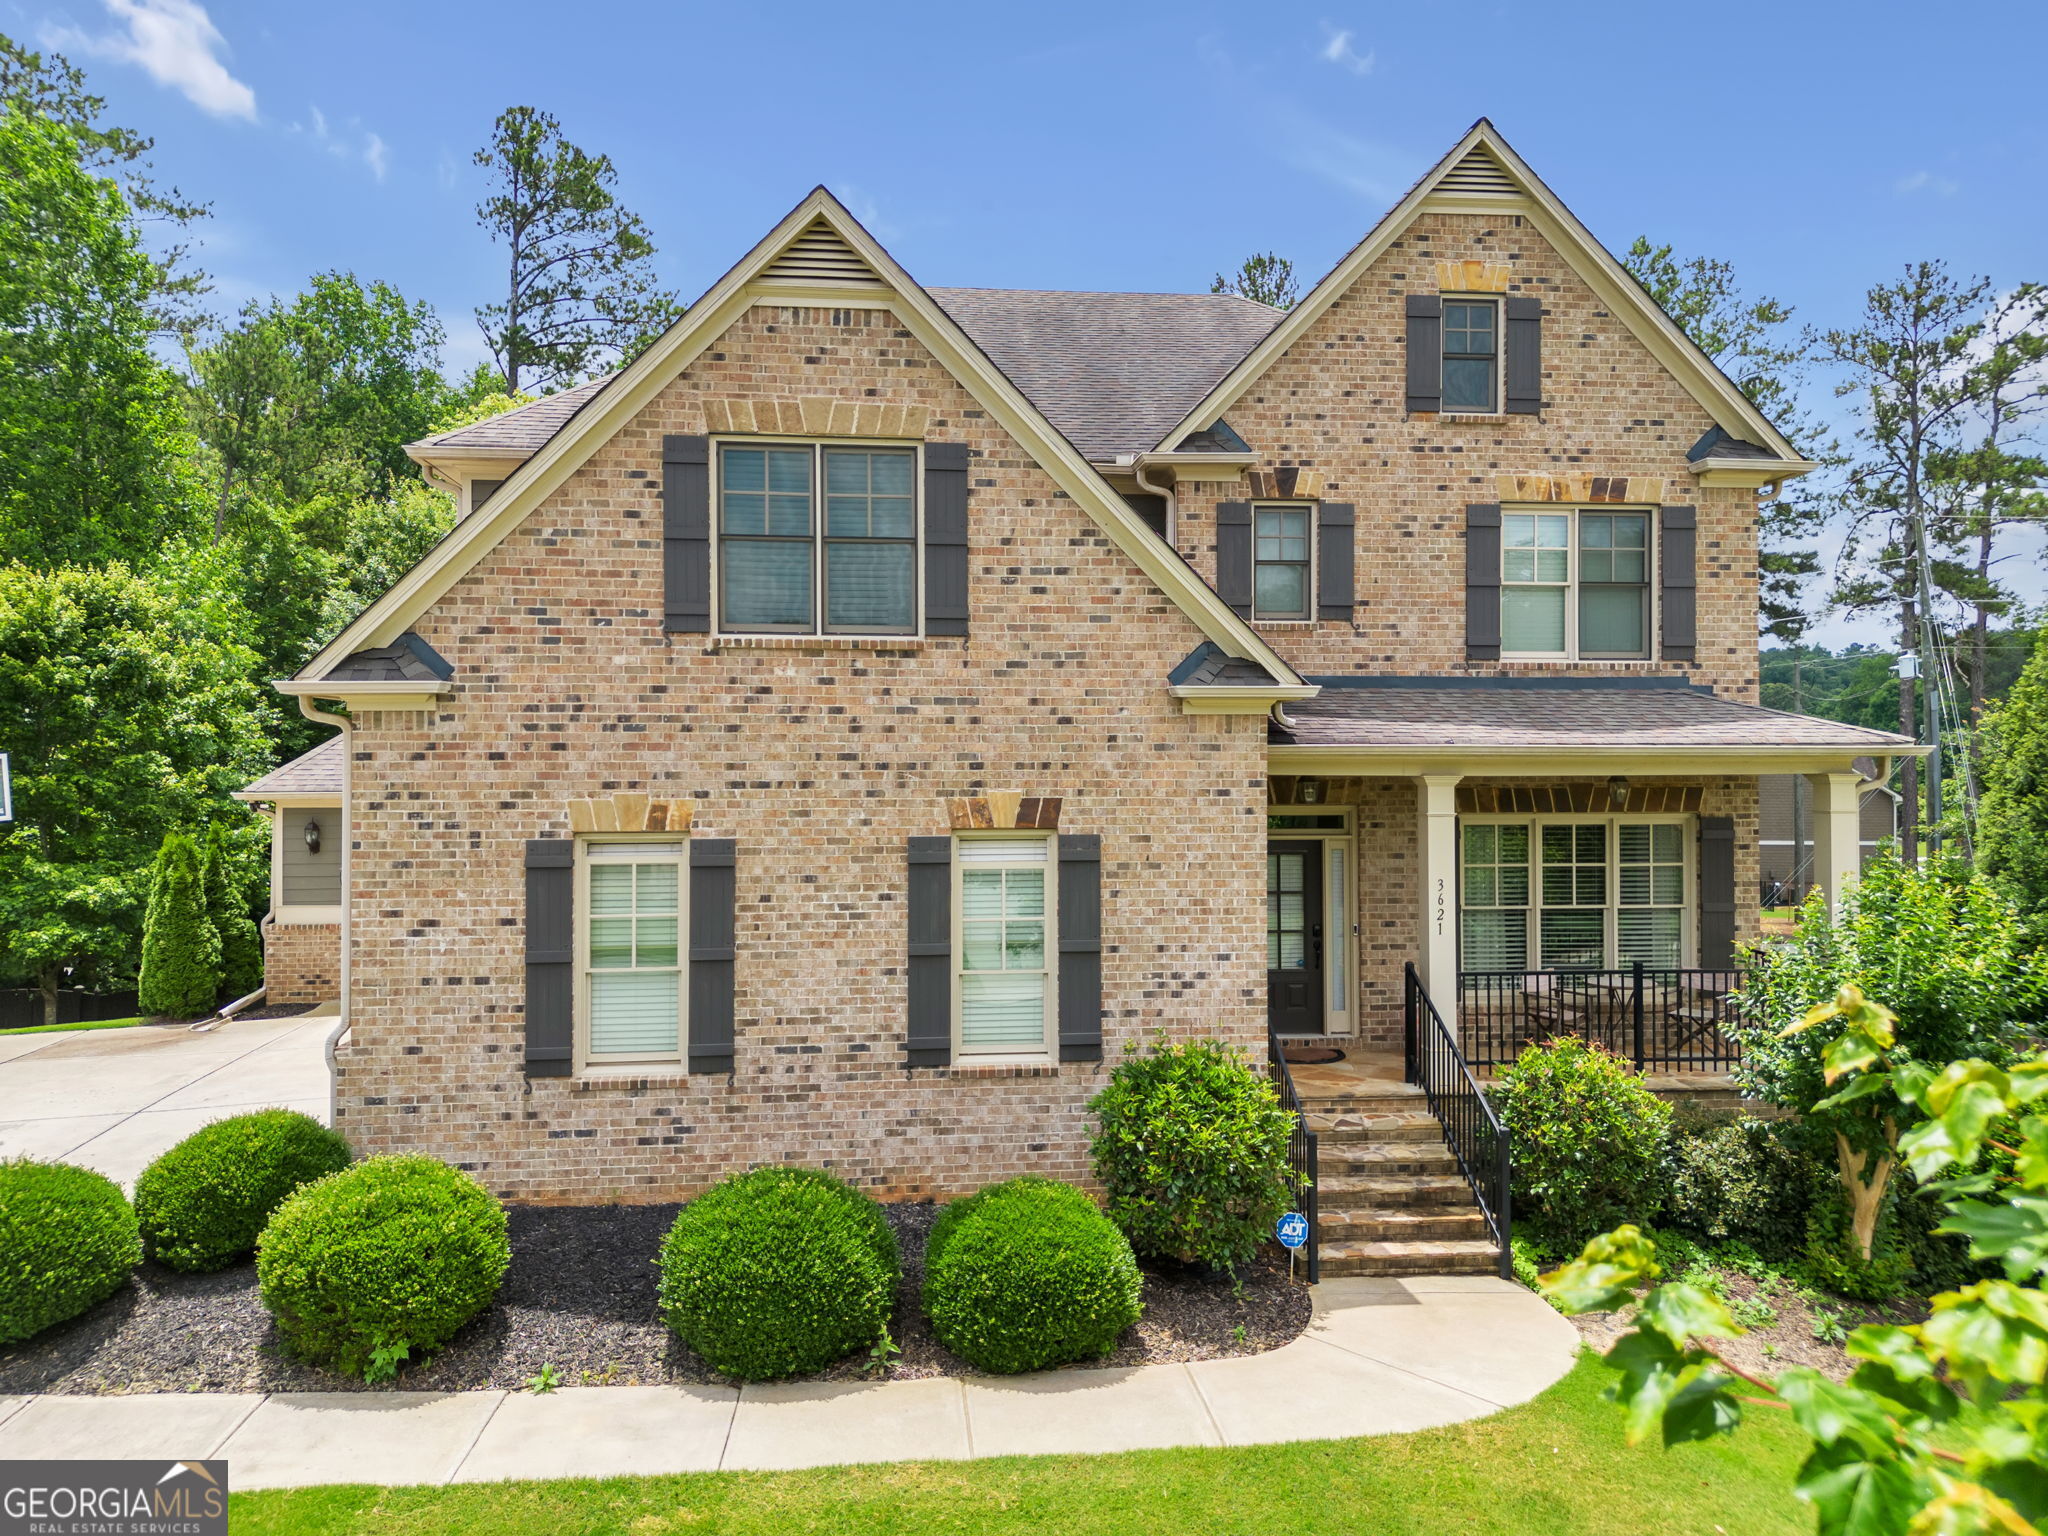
[1978,629,2048,931]
[137,832,221,1018]
[202,823,263,1000]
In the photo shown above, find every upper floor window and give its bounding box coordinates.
[956,835,1054,1058]
[1442,299,1499,412]
[1253,505,1313,621]
[580,840,686,1065]
[1501,510,1651,660]
[718,442,917,634]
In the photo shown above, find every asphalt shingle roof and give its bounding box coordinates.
[416,376,614,454]
[928,288,1283,460]
[1272,682,1918,752]
[239,736,344,797]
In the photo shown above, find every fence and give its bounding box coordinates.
[0,990,140,1032]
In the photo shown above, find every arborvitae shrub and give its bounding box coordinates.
[137,830,220,1018]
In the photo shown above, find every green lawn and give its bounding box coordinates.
[0,1015,147,1036]
[229,1353,1817,1536]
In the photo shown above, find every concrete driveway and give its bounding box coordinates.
[0,1011,336,1187]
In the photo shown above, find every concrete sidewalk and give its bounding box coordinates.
[0,1010,335,1188]
[0,1276,1578,1490]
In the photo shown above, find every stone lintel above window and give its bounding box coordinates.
[567,793,695,835]
[703,397,931,439]
[1497,473,1668,506]
[945,793,1063,832]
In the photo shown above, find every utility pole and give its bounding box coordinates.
[1913,513,1944,853]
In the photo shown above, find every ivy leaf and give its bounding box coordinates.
[1892,1059,1937,1111]
[1844,1324,1959,1423]
[1637,1281,1745,1347]
[1920,1284,2048,1401]
[1935,1197,2048,1283]
[1658,1367,1745,1446]
[1816,1073,1897,1113]
[1904,1478,2041,1536]
[2007,1061,2048,1106]
[1826,1030,1887,1085]
[2013,1117,2048,1192]
[1538,1225,1660,1314]
[1778,1369,1904,1457]
[1795,1437,1922,1536]
[1602,1327,1691,1446]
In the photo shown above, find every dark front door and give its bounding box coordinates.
[1267,841,1324,1035]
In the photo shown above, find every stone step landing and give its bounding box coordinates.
[1319,1238,1502,1278]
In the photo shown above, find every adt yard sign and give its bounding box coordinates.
[1276,1212,1308,1250]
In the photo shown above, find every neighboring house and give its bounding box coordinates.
[1758,766,1899,904]
[249,121,1919,1221]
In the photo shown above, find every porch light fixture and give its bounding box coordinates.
[1606,776,1630,810]
[302,817,322,855]
[1296,778,1324,804]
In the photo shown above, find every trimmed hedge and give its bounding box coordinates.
[657,1167,897,1381]
[135,1109,352,1272]
[0,1159,140,1343]
[923,1177,1142,1374]
[256,1155,509,1379]
[1088,1038,1298,1274]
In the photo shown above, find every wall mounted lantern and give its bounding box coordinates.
[302,817,322,855]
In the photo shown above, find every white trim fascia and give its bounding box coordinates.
[1268,744,1930,776]
[292,192,1304,691]
[1173,683,1323,715]
[1133,451,1256,483]
[1155,120,1807,470]
[1690,456,1819,488]
[271,905,342,925]
[272,679,452,711]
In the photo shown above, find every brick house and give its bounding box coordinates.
[243,121,1917,1240]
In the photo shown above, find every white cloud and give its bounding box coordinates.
[1274,108,1411,201]
[289,105,389,181]
[46,0,256,120]
[1319,25,1375,76]
[1895,170,1959,197]
[364,132,388,183]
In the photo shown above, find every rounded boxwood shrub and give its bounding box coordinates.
[0,1159,141,1344]
[256,1155,509,1379]
[135,1109,352,1272]
[1658,1107,1816,1259]
[1087,1037,1298,1274]
[923,1176,1142,1374]
[657,1167,897,1381]
[1497,1036,1671,1250]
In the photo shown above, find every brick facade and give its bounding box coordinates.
[262,919,340,1006]
[333,306,1269,1204]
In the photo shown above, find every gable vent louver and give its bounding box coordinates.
[1437,147,1519,196]
[761,219,885,287]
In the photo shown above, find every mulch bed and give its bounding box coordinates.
[0,1202,1312,1396]
[1565,1273,1930,1383]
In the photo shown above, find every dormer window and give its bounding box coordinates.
[1441,300,1499,412]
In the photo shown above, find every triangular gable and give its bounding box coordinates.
[1155,120,1811,469]
[298,191,1303,689]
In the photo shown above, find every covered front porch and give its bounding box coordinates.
[1261,677,1923,1075]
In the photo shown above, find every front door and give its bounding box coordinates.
[1267,841,1324,1035]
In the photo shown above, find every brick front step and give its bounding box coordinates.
[1320,1142,1459,1177]
[1318,1238,1503,1277]
[1319,1206,1492,1242]
[1317,1173,1474,1208]
[1303,1110,1442,1142]
[1299,1091,1426,1116]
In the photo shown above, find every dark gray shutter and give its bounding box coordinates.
[1216,502,1253,617]
[1660,505,1698,662]
[1317,502,1355,622]
[906,837,952,1067]
[1057,834,1103,1062]
[1699,816,1736,970]
[524,840,574,1078]
[662,435,710,633]
[1505,295,1542,415]
[924,442,970,636]
[688,839,736,1074]
[1465,504,1502,660]
[1404,295,1443,414]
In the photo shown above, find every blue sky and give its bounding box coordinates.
[11,0,2046,645]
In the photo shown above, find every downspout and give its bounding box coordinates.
[297,697,352,1129]
[1131,460,1178,546]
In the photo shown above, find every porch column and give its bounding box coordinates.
[1807,771,1865,920]
[1415,774,1462,1025]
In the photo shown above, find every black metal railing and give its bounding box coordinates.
[1266,1031,1321,1284]
[1457,964,1746,1072]
[1404,964,1512,1281]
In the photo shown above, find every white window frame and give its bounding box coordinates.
[1499,506,1657,662]
[951,831,1057,1062]
[709,436,925,638]
[1250,501,1317,623]
[1457,814,1695,971]
[574,837,689,1072]
[1440,293,1503,415]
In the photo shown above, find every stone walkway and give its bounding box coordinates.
[0,1010,334,1188]
[0,1277,1578,1490]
